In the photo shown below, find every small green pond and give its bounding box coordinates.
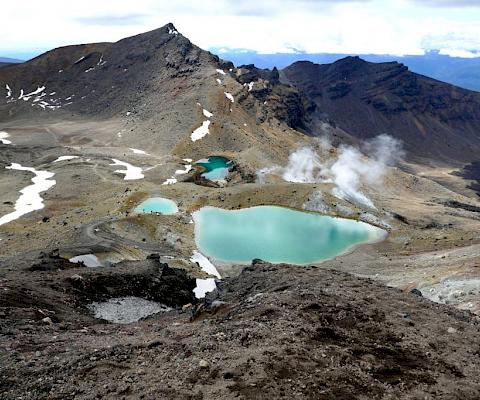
[134,197,178,215]
[194,156,233,181]
[193,206,386,265]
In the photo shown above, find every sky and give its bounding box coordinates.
[2,0,480,59]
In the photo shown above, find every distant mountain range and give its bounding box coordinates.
[0,57,23,64]
[212,50,480,92]
[1,25,480,163]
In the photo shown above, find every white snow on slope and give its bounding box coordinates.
[175,164,192,175]
[202,109,213,118]
[129,148,148,155]
[110,159,144,180]
[216,78,222,85]
[216,69,226,75]
[53,156,79,163]
[190,251,221,299]
[5,84,11,98]
[0,131,12,145]
[0,164,56,226]
[224,92,234,103]
[191,120,211,142]
[162,178,178,185]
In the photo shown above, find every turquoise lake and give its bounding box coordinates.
[134,197,178,215]
[194,156,233,180]
[193,206,386,265]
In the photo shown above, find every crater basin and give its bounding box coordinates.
[193,206,386,265]
[194,156,233,181]
[134,197,178,215]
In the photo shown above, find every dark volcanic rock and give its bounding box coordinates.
[2,262,480,399]
[68,258,196,307]
[282,57,480,162]
[234,64,313,130]
[0,23,228,122]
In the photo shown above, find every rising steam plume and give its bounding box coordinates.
[257,134,404,209]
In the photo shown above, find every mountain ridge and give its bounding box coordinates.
[282,56,480,163]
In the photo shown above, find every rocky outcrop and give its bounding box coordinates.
[67,256,196,307]
[233,64,314,130]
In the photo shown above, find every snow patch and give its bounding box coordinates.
[191,251,221,299]
[110,159,144,180]
[53,156,79,163]
[224,92,234,103]
[216,69,226,75]
[202,108,213,118]
[191,120,211,142]
[0,131,12,145]
[0,164,56,226]
[129,148,148,155]
[5,84,11,98]
[162,178,178,185]
[175,164,192,175]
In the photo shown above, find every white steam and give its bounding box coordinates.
[257,134,404,210]
[281,147,330,183]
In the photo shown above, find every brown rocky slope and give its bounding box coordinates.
[1,259,480,399]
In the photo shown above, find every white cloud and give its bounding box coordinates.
[1,0,479,57]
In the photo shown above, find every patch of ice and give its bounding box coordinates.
[129,148,148,155]
[53,156,79,163]
[203,109,213,118]
[191,251,221,299]
[0,131,12,145]
[0,163,56,226]
[224,92,234,103]
[216,69,226,75]
[88,297,171,324]
[191,120,211,142]
[175,164,192,175]
[110,159,144,180]
[97,55,106,66]
[162,178,178,185]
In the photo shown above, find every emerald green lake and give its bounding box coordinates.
[193,206,386,265]
[194,156,233,180]
[134,197,178,215]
